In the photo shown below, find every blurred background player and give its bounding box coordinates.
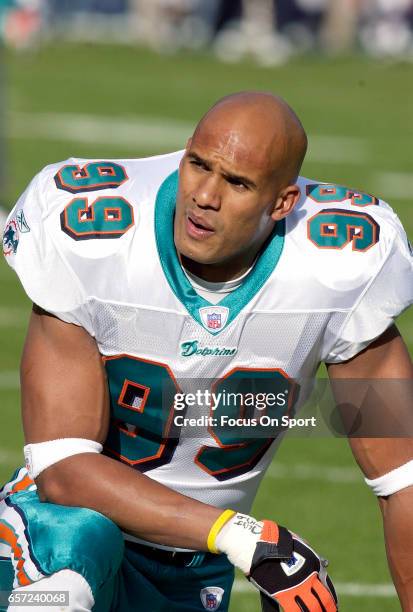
[1,0,410,59]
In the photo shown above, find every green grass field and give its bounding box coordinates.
[1,44,412,611]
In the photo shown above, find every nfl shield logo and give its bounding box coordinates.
[206,593,217,609]
[199,306,229,333]
[207,313,221,330]
[200,587,224,610]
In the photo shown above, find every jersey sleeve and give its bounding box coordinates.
[3,169,93,332]
[323,224,413,363]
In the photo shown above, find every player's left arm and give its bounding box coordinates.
[327,324,413,611]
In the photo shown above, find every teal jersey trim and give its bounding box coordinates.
[154,170,285,335]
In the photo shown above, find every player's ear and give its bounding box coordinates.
[270,184,301,221]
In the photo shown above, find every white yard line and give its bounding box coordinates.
[373,171,413,202]
[10,111,367,164]
[233,579,396,597]
[9,111,413,197]
[307,135,368,164]
[267,462,361,484]
[10,112,193,151]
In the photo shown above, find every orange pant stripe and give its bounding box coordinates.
[0,520,31,586]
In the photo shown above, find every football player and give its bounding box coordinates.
[1,92,412,612]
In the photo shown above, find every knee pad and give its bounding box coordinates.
[1,489,124,597]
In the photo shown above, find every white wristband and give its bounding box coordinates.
[215,513,263,574]
[365,460,413,497]
[24,438,103,480]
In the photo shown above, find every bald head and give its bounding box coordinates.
[192,92,308,186]
[176,92,307,281]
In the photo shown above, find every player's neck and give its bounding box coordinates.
[180,252,256,283]
[179,232,273,283]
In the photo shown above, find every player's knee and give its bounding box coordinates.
[6,490,124,596]
[47,504,124,593]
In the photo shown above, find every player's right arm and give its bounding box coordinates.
[22,304,223,550]
[4,161,221,549]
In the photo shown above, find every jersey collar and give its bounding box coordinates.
[154,170,285,336]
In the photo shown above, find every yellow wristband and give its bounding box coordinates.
[207,509,236,554]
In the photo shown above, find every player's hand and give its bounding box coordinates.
[208,512,337,612]
[249,520,338,611]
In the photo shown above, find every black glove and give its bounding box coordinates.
[248,521,338,612]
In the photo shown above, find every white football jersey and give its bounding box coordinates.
[3,151,412,515]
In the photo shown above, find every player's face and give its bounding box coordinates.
[175,125,288,279]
